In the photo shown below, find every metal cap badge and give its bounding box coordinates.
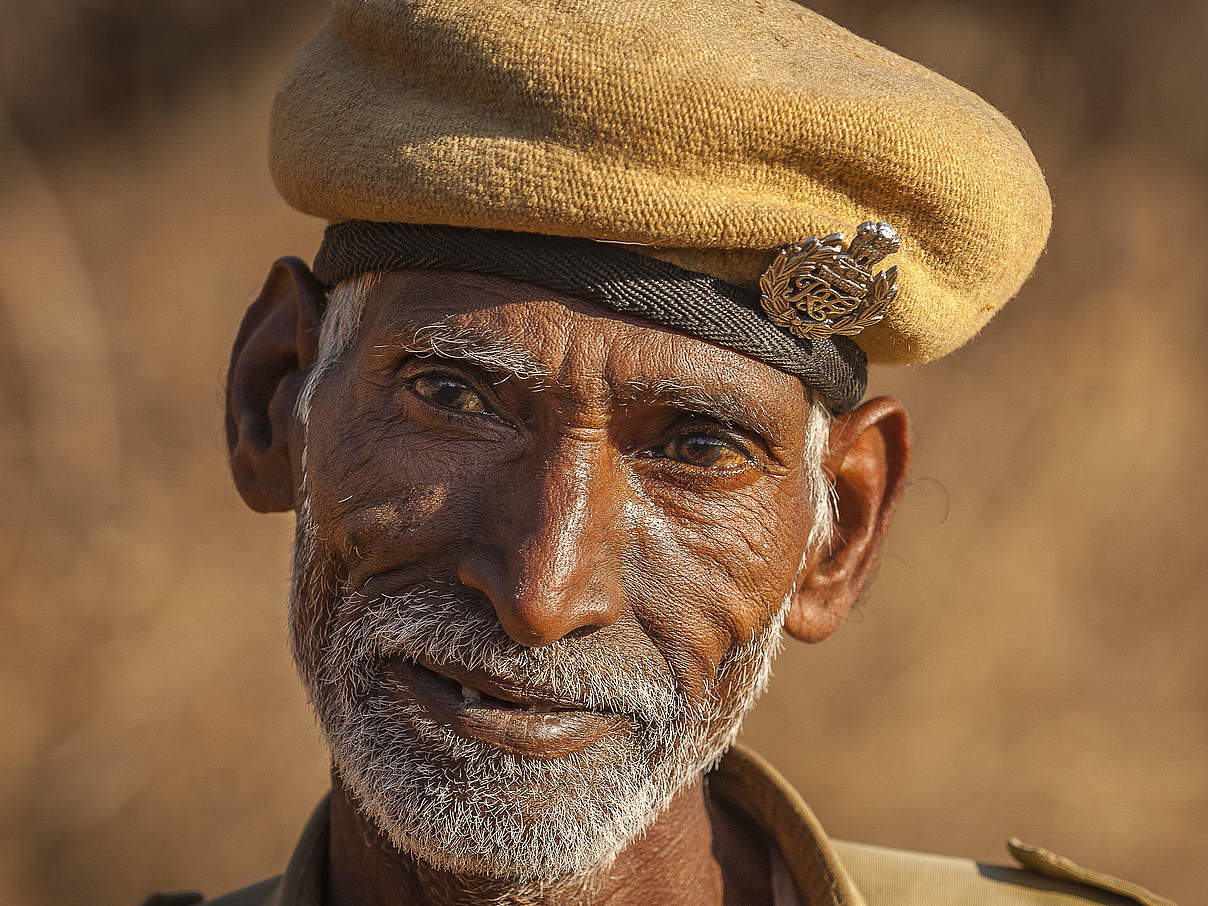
[759,221,900,339]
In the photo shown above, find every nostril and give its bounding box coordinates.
[507,621,556,648]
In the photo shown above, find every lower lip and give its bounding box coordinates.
[383,660,628,759]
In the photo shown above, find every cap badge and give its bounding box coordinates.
[759,221,900,340]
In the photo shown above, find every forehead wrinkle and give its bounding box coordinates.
[366,279,803,436]
[594,320,803,440]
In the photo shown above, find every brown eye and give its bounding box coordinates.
[411,375,490,413]
[666,433,749,469]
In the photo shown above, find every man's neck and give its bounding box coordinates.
[325,769,770,906]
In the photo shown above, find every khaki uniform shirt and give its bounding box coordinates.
[149,746,1175,906]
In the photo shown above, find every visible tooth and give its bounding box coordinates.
[461,684,482,705]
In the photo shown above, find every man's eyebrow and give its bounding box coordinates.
[614,378,787,440]
[371,322,554,386]
[369,326,789,437]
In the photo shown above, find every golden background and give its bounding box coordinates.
[1,2,1204,903]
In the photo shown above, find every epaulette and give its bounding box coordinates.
[834,838,1177,906]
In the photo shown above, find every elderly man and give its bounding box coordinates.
[153,1,1176,905]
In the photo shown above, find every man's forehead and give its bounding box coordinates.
[361,269,807,431]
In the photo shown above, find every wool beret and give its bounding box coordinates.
[270,0,1051,391]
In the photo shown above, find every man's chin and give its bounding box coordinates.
[325,696,692,884]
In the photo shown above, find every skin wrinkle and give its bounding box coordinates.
[642,489,794,677]
[300,270,835,653]
[284,271,841,897]
[638,514,759,690]
[362,296,803,477]
[309,279,833,587]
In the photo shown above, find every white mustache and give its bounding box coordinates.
[321,582,680,723]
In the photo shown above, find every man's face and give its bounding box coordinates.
[289,270,821,882]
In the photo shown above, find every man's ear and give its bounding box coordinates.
[786,396,910,643]
[225,257,326,512]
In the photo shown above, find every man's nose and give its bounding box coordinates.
[457,438,627,647]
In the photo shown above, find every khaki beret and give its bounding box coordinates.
[270,0,1050,370]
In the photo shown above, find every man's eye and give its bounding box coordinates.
[664,433,749,469]
[410,375,490,414]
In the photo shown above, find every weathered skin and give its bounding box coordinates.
[225,258,910,906]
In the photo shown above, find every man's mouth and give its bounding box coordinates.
[383,658,628,759]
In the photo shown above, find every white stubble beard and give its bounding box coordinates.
[287,492,790,887]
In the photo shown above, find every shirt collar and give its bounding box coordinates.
[710,745,869,906]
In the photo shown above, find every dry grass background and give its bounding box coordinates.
[0,2,1204,904]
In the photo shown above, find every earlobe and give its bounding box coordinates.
[785,396,910,643]
[225,256,327,513]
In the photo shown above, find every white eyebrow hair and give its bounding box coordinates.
[372,322,556,387]
[374,328,785,435]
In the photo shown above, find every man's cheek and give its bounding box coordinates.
[331,490,454,582]
[635,575,764,704]
[696,501,806,621]
[682,506,798,594]
[305,460,450,575]
[624,513,773,690]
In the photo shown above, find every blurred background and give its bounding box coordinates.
[1,1,1204,903]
